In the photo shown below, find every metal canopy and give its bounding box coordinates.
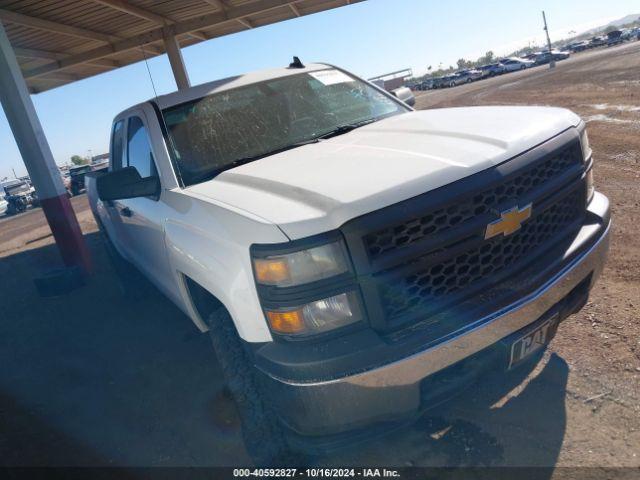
[0,0,363,94]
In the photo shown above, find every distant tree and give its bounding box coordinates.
[484,51,495,63]
[456,58,469,69]
[70,155,89,166]
[604,25,619,34]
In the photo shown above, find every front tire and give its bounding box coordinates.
[206,308,294,466]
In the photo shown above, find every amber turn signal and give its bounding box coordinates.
[266,309,306,334]
[254,258,290,284]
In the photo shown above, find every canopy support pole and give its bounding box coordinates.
[163,33,190,90]
[0,22,91,274]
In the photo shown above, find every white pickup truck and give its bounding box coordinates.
[87,62,610,463]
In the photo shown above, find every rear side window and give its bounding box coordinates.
[110,120,125,171]
[127,116,157,179]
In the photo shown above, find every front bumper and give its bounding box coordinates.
[261,192,610,437]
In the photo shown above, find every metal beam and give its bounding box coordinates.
[202,0,255,30]
[237,18,253,29]
[93,0,171,25]
[22,0,301,79]
[201,0,228,10]
[288,3,301,16]
[91,0,208,41]
[0,8,119,43]
[0,22,91,272]
[14,47,119,68]
[163,34,190,90]
[0,7,163,64]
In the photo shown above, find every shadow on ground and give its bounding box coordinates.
[0,232,568,468]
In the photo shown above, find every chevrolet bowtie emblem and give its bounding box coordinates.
[485,204,532,240]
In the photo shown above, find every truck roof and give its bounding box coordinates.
[121,62,333,116]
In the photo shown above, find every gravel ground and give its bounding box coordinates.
[0,41,638,473]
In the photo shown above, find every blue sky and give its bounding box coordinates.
[0,0,637,179]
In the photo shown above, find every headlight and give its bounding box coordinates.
[252,237,363,337]
[253,241,348,287]
[265,291,362,336]
[579,127,591,161]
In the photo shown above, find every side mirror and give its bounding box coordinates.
[96,166,160,201]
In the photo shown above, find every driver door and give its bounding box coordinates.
[117,112,172,290]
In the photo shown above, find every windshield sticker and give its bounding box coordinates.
[309,69,355,86]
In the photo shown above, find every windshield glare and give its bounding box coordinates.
[162,69,408,186]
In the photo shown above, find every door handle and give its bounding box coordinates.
[120,206,133,217]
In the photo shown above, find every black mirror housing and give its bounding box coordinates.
[96,166,160,201]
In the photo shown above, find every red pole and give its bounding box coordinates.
[40,195,93,273]
[0,22,92,274]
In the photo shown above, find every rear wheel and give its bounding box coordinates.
[206,308,296,466]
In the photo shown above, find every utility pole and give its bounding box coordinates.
[542,11,555,69]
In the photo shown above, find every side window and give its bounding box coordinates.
[127,116,157,179]
[110,120,125,171]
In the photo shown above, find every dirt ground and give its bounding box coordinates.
[0,41,638,473]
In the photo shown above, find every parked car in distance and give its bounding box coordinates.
[447,69,483,87]
[499,57,534,71]
[440,73,458,88]
[458,68,483,82]
[589,36,607,48]
[478,63,506,77]
[413,79,433,91]
[86,61,610,464]
[554,49,570,59]
[431,76,448,89]
[620,29,634,41]
[1,179,35,215]
[534,49,570,65]
[606,30,624,47]
[566,41,590,53]
[0,195,8,216]
[69,164,93,196]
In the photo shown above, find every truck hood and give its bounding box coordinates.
[185,106,581,239]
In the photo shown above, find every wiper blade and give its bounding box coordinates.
[317,118,378,140]
[226,138,321,168]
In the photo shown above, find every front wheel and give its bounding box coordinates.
[206,308,295,465]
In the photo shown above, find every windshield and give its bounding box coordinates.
[162,69,408,186]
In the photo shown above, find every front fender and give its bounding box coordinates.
[163,193,289,343]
